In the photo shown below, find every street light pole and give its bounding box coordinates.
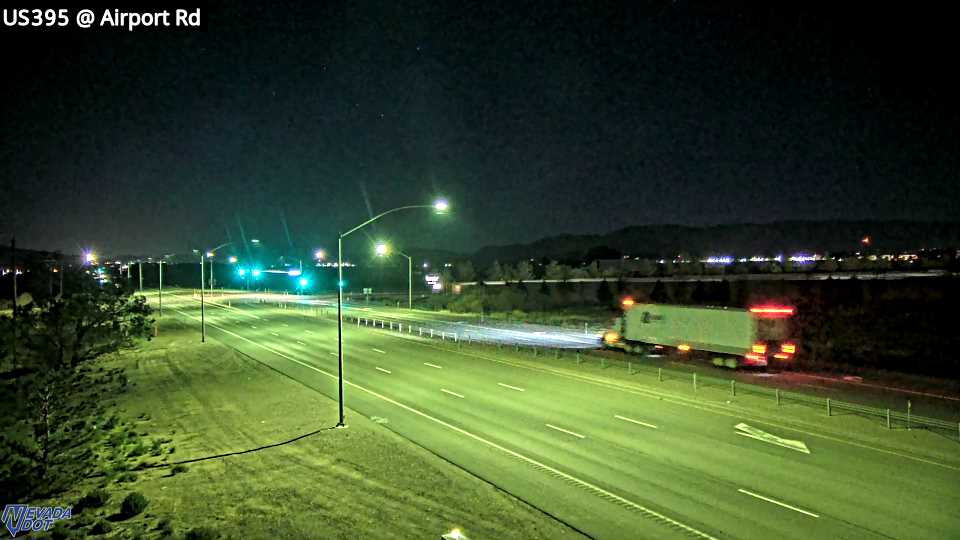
[158,260,163,317]
[200,252,205,343]
[336,234,345,427]
[334,200,449,427]
[138,262,143,293]
[408,254,412,309]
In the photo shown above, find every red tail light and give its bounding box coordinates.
[781,343,796,354]
[749,305,795,318]
[677,344,691,352]
[752,343,767,354]
[774,353,791,359]
[621,297,635,308]
[744,353,767,365]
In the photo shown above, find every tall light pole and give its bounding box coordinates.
[138,261,143,293]
[335,199,449,427]
[157,259,164,317]
[375,242,413,310]
[197,242,232,342]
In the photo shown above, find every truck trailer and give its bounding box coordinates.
[602,300,797,368]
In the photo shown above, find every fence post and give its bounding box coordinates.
[419,327,423,336]
[731,379,736,397]
[775,388,780,406]
[515,344,519,352]
[576,351,581,364]
[534,347,538,357]
[430,328,434,338]
[693,373,697,392]
[907,400,911,431]
[442,332,445,341]
[628,361,632,374]
[601,357,605,368]
[886,409,891,429]
[555,349,559,359]
[827,398,831,417]
[658,367,662,382]
[357,317,360,327]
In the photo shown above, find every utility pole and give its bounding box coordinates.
[138,261,143,293]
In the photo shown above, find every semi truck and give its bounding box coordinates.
[602,299,797,368]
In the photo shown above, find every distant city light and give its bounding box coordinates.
[84,251,96,264]
[315,249,326,260]
[704,256,734,265]
[251,238,261,244]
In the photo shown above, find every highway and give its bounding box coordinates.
[158,291,960,540]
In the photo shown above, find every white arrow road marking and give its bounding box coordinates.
[737,489,820,518]
[546,424,585,439]
[615,415,659,429]
[735,423,810,454]
[441,388,464,398]
[498,383,525,392]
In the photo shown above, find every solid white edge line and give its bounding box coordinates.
[375,367,392,374]
[372,348,386,354]
[614,415,659,429]
[737,488,819,518]
[498,382,525,392]
[423,362,442,369]
[735,431,811,454]
[441,388,465,399]
[545,423,586,439]
[171,307,719,540]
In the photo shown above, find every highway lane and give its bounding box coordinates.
[198,291,602,349]
[158,293,960,539]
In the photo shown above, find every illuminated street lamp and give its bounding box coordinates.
[228,255,238,264]
[335,198,450,427]
[315,249,326,261]
[375,242,413,310]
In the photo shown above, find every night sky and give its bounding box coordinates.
[2,1,957,257]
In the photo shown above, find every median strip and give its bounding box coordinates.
[737,488,819,518]
[372,348,386,354]
[424,362,442,369]
[498,382,525,392]
[375,367,392,374]
[441,388,465,399]
[614,415,659,429]
[545,423,585,439]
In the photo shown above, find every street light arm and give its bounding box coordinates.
[340,205,433,238]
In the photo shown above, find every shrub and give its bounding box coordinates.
[119,492,149,518]
[157,518,174,535]
[185,527,220,540]
[116,472,137,483]
[76,488,110,511]
[90,520,113,535]
[171,463,188,475]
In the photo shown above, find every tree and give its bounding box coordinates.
[544,260,565,280]
[650,280,669,303]
[596,278,614,306]
[513,261,534,281]
[486,261,504,282]
[455,260,476,283]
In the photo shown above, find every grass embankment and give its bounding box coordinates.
[38,317,581,539]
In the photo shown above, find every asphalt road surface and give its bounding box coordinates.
[158,291,960,540]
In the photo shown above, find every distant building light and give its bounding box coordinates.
[705,256,734,265]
